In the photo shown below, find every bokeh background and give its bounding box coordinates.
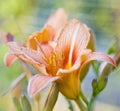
[0,0,120,111]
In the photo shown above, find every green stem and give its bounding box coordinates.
[74,97,87,111]
[43,83,59,111]
[66,98,75,111]
[91,61,100,77]
[80,90,88,105]
[87,96,95,111]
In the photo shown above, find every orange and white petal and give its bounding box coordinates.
[7,42,48,72]
[38,43,54,59]
[4,53,17,67]
[56,55,79,75]
[81,52,116,68]
[27,25,55,50]
[73,21,90,56]
[57,71,80,99]
[7,42,45,64]
[27,9,67,50]
[28,74,59,96]
[46,8,67,31]
[56,19,90,67]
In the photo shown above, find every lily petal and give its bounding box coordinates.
[28,74,59,96]
[47,8,67,31]
[7,42,48,72]
[56,60,80,76]
[7,42,45,64]
[56,19,90,66]
[27,25,55,50]
[27,8,67,50]
[4,53,17,67]
[81,52,116,68]
[2,73,25,96]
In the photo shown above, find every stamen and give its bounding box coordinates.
[48,53,58,66]
[47,53,59,76]
[34,37,48,60]
[34,37,40,46]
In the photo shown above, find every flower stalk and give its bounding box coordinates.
[43,83,59,111]
[79,90,88,105]
[87,96,95,111]
[74,96,87,111]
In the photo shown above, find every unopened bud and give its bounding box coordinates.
[92,78,108,96]
[87,29,96,51]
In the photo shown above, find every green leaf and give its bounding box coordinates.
[13,97,22,111]
[2,73,25,96]
[20,95,32,111]
[107,42,117,54]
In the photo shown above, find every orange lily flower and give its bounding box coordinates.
[4,8,67,68]
[7,19,115,99]
[27,8,67,50]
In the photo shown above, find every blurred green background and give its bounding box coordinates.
[0,0,120,111]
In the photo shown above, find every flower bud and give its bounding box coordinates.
[87,29,96,51]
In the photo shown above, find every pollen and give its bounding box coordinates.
[47,53,59,75]
[48,53,58,66]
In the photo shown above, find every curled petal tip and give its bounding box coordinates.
[82,52,116,67]
[4,53,17,67]
[27,74,59,97]
[111,59,116,67]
